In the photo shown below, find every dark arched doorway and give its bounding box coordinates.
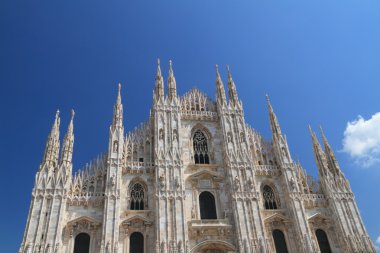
[73,233,90,253]
[130,232,144,253]
[199,191,217,219]
[316,229,332,253]
[272,229,288,253]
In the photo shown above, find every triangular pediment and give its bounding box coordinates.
[264,212,289,223]
[308,212,329,222]
[67,216,101,226]
[189,169,222,180]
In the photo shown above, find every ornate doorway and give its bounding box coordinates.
[129,232,144,253]
[73,233,90,253]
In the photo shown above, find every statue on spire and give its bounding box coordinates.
[60,109,75,166]
[41,110,61,168]
[167,60,177,101]
[266,95,282,138]
[154,58,164,103]
[112,83,123,131]
[227,65,239,106]
[215,64,227,106]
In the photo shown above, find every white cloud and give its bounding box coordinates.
[376,236,380,245]
[342,112,380,168]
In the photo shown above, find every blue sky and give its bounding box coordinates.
[1,0,380,251]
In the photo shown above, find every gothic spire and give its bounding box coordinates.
[308,125,327,177]
[112,83,123,130]
[167,60,177,100]
[154,58,164,102]
[266,95,282,138]
[60,109,75,166]
[215,64,227,105]
[227,65,239,106]
[42,110,61,167]
[319,126,344,177]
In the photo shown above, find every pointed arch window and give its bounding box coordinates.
[73,233,90,253]
[130,183,145,210]
[193,130,210,164]
[272,229,288,253]
[263,185,278,209]
[315,229,332,253]
[130,232,144,253]
[199,191,217,219]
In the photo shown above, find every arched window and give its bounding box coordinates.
[272,229,288,253]
[130,183,144,210]
[199,191,217,219]
[263,185,278,209]
[73,233,90,253]
[193,130,210,164]
[316,229,332,253]
[130,232,144,253]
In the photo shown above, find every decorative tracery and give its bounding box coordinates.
[130,183,145,210]
[193,130,210,164]
[263,185,278,209]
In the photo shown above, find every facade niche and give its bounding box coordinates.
[73,233,90,253]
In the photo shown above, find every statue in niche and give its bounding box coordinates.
[159,129,164,140]
[227,132,233,143]
[173,129,178,141]
[247,178,253,190]
[110,175,115,187]
[290,177,296,191]
[224,209,229,219]
[114,242,118,253]
[234,176,240,190]
[106,242,111,253]
[113,141,118,152]
[175,176,180,189]
[159,174,165,190]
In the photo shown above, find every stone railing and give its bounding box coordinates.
[181,110,218,121]
[124,161,155,174]
[302,194,327,208]
[189,219,231,227]
[253,165,280,176]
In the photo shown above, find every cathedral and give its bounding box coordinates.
[19,60,375,253]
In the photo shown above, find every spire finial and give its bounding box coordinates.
[227,65,232,79]
[156,58,162,76]
[71,109,75,121]
[215,64,220,76]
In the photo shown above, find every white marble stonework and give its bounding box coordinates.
[19,61,375,253]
